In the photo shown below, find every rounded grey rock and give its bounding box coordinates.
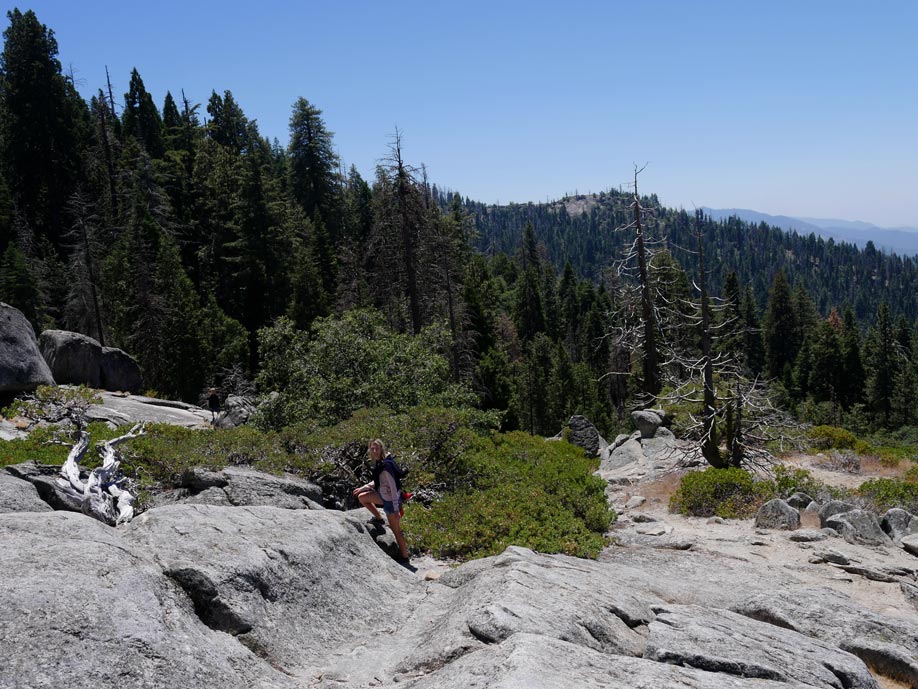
[755,499,800,530]
[0,303,54,392]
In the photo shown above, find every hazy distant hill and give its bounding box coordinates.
[702,208,918,257]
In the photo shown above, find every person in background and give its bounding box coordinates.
[352,438,410,563]
[207,387,220,424]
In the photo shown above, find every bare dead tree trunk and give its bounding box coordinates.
[633,171,660,398]
[696,209,722,467]
[392,130,422,335]
[76,212,105,346]
[97,89,119,222]
[57,425,145,525]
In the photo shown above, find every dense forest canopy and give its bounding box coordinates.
[1,7,916,444]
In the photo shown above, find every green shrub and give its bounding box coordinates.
[272,405,500,492]
[772,465,823,498]
[403,431,613,560]
[122,424,288,486]
[857,477,918,514]
[255,311,478,429]
[669,467,772,519]
[809,425,857,451]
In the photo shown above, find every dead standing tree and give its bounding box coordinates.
[653,210,804,470]
[605,167,667,402]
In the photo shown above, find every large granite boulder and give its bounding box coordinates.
[755,499,801,530]
[736,587,918,686]
[398,546,656,676]
[600,436,645,471]
[122,506,420,677]
[0,302,54,392]
[881,508,918,545]
[100,346,143,392]
[0,510,303,689]
[786,492,815,509]
[825,509,893,547]
[818,500,858,527]
[403,633,806,689]
[645,604,879,689]
[39,329,142,393]
[0,472,52,513]
[152,466,323,510]
[39,329,104,388]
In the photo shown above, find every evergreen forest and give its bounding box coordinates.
[2,7,917,447]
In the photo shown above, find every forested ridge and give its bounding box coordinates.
[458,191,918,322]
[1,7,917,443]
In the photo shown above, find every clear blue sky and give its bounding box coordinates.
[8,0,918,226]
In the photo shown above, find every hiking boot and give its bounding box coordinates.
[367,516,385,527]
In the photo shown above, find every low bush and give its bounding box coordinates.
[403,431,614,559]
[809,425,857,451]
[772,465,823,498]
[669,467,772,519]
[857,477,918,514]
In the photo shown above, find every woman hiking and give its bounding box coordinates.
[352,439,410,564]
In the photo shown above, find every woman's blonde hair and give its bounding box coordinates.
[368,438,387,458]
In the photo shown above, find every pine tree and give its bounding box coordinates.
[839,306,866,408]
[0,9,86,246]
[864,303,896,427]
[807,319,843,404]
[206,90,249,154]
[513,266,545,341]
[0,241,40,324]
[288,97,341,240]
[762,271,799,379]
[122,68,164,158]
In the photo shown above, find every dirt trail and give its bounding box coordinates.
[608,451,918,622]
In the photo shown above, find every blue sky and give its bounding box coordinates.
[8,1,918,226]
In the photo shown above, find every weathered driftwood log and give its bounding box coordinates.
[54,424,144,525]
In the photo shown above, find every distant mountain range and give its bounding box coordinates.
[701,208,918,257]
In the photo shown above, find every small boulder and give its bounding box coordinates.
[215,395,257,429]
[902,581,918,610]
[0,303,54,392]
[755,499,800,530]
[624,496,646,509]
[631,410,662,439]
[0,473,52,514]
[902,533,918,557]
[826,510,893,547]
[599,438,644,470]
[100,346,142,392]
[789,529,832,542]
[632,513,659,523]
[881,508,917,545]
[818,500,858,527]
[812,549,850,565]
[786,492,815,509]
[801,501,822,528]
[611,434,632,450]
[567,415,607,456]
